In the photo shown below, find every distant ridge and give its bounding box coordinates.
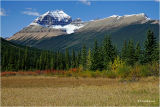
[7,10,159,52]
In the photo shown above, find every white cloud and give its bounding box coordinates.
[22,11,40,16]
[155,0,160,2]
[79,0,91,6]
[22,8,40,16]
[0,8,6,16]
[25,8,32,10]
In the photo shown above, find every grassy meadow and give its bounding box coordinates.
[1,76,159,106]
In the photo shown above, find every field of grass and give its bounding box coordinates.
[1,76,159,106]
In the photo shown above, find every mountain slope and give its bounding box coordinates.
[7,12,159,52]
[7,10,84,44]
[33,20,159,52]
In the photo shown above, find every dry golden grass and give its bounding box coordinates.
[1,76,159,106]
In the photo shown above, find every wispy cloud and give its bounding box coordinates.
[0,8,6,16]
[22,11,40,16]
[25,8,32,10]
[155,0,160,2]
[79,0,91,6]
[22,8,40,16]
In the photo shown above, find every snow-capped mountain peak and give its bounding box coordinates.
[31,10,72,26]
[41,10,71,21]
[30,10,84,34]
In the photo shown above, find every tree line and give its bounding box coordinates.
[1,30,159,71]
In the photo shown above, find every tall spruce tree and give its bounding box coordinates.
[126,40,135,66]
[144,30,157,63]
[87,48,92,70]
[98,46,105,71]
[65,48,70,70]
[50,55,54,70]
[24,47,28,70]
[152,42,159,62]
[121,40,128,61]
[135,42,141,63]
[77,51,81,67]
[81,45,87,70]
[17,48,21,70]
[91,40,99,70]
[103,36,115,69]
[71,49,76,68]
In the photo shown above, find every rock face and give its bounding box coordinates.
[31,10,72,26]
[7,12,159,51]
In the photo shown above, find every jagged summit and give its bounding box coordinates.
[30,10,84,34]
[31,10,72,26]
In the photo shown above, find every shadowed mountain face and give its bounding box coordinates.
[7,11,159,52]
[34,10,72,26]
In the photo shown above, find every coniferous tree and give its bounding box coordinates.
[77,51,81,67]
[152,42,159,62]
[91,40,99,70]
[144,30,157,63]
[71,49,76,68]
[135,42,141,63]
[103,36,115,69]
[59,52,64,70]
[126,40,135,66]
[17,48,21,70]
[39,51,44,70]
[87,48,92,70]
[24,47,28,70]
[98,46,105,71]
[121,40,128,61]
[56,51,61,70]
[65,48,70,70]
[81,45,87,70]
[50,55,54,70]
[36,59,40,70]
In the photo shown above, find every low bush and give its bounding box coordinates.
[149,62,159,76]
[103,70,117,78]
[138,65,151,77]
[117,65,131,79]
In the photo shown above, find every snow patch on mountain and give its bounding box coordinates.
[30,22,41,26]
[123,13,150,20]
[52,24,84,34]
[91,13,151,22]
[109,15,121,19]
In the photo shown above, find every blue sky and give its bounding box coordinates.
[1,1,159,38]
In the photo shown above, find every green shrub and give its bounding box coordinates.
[79,70,92,78]
[149,62,159,76]
[117,65,131,79]
[103,70,117,78]
[128,65,141,81]
[65,71,72,77]
[91,72,97,78]
[139,65,151,77]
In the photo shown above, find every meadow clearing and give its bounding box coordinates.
[1,76,159,106]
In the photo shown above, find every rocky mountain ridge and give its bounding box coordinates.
[7,10,159,51]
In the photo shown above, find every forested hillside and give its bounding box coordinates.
[1,30,159,78]
[1,37,81,71]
